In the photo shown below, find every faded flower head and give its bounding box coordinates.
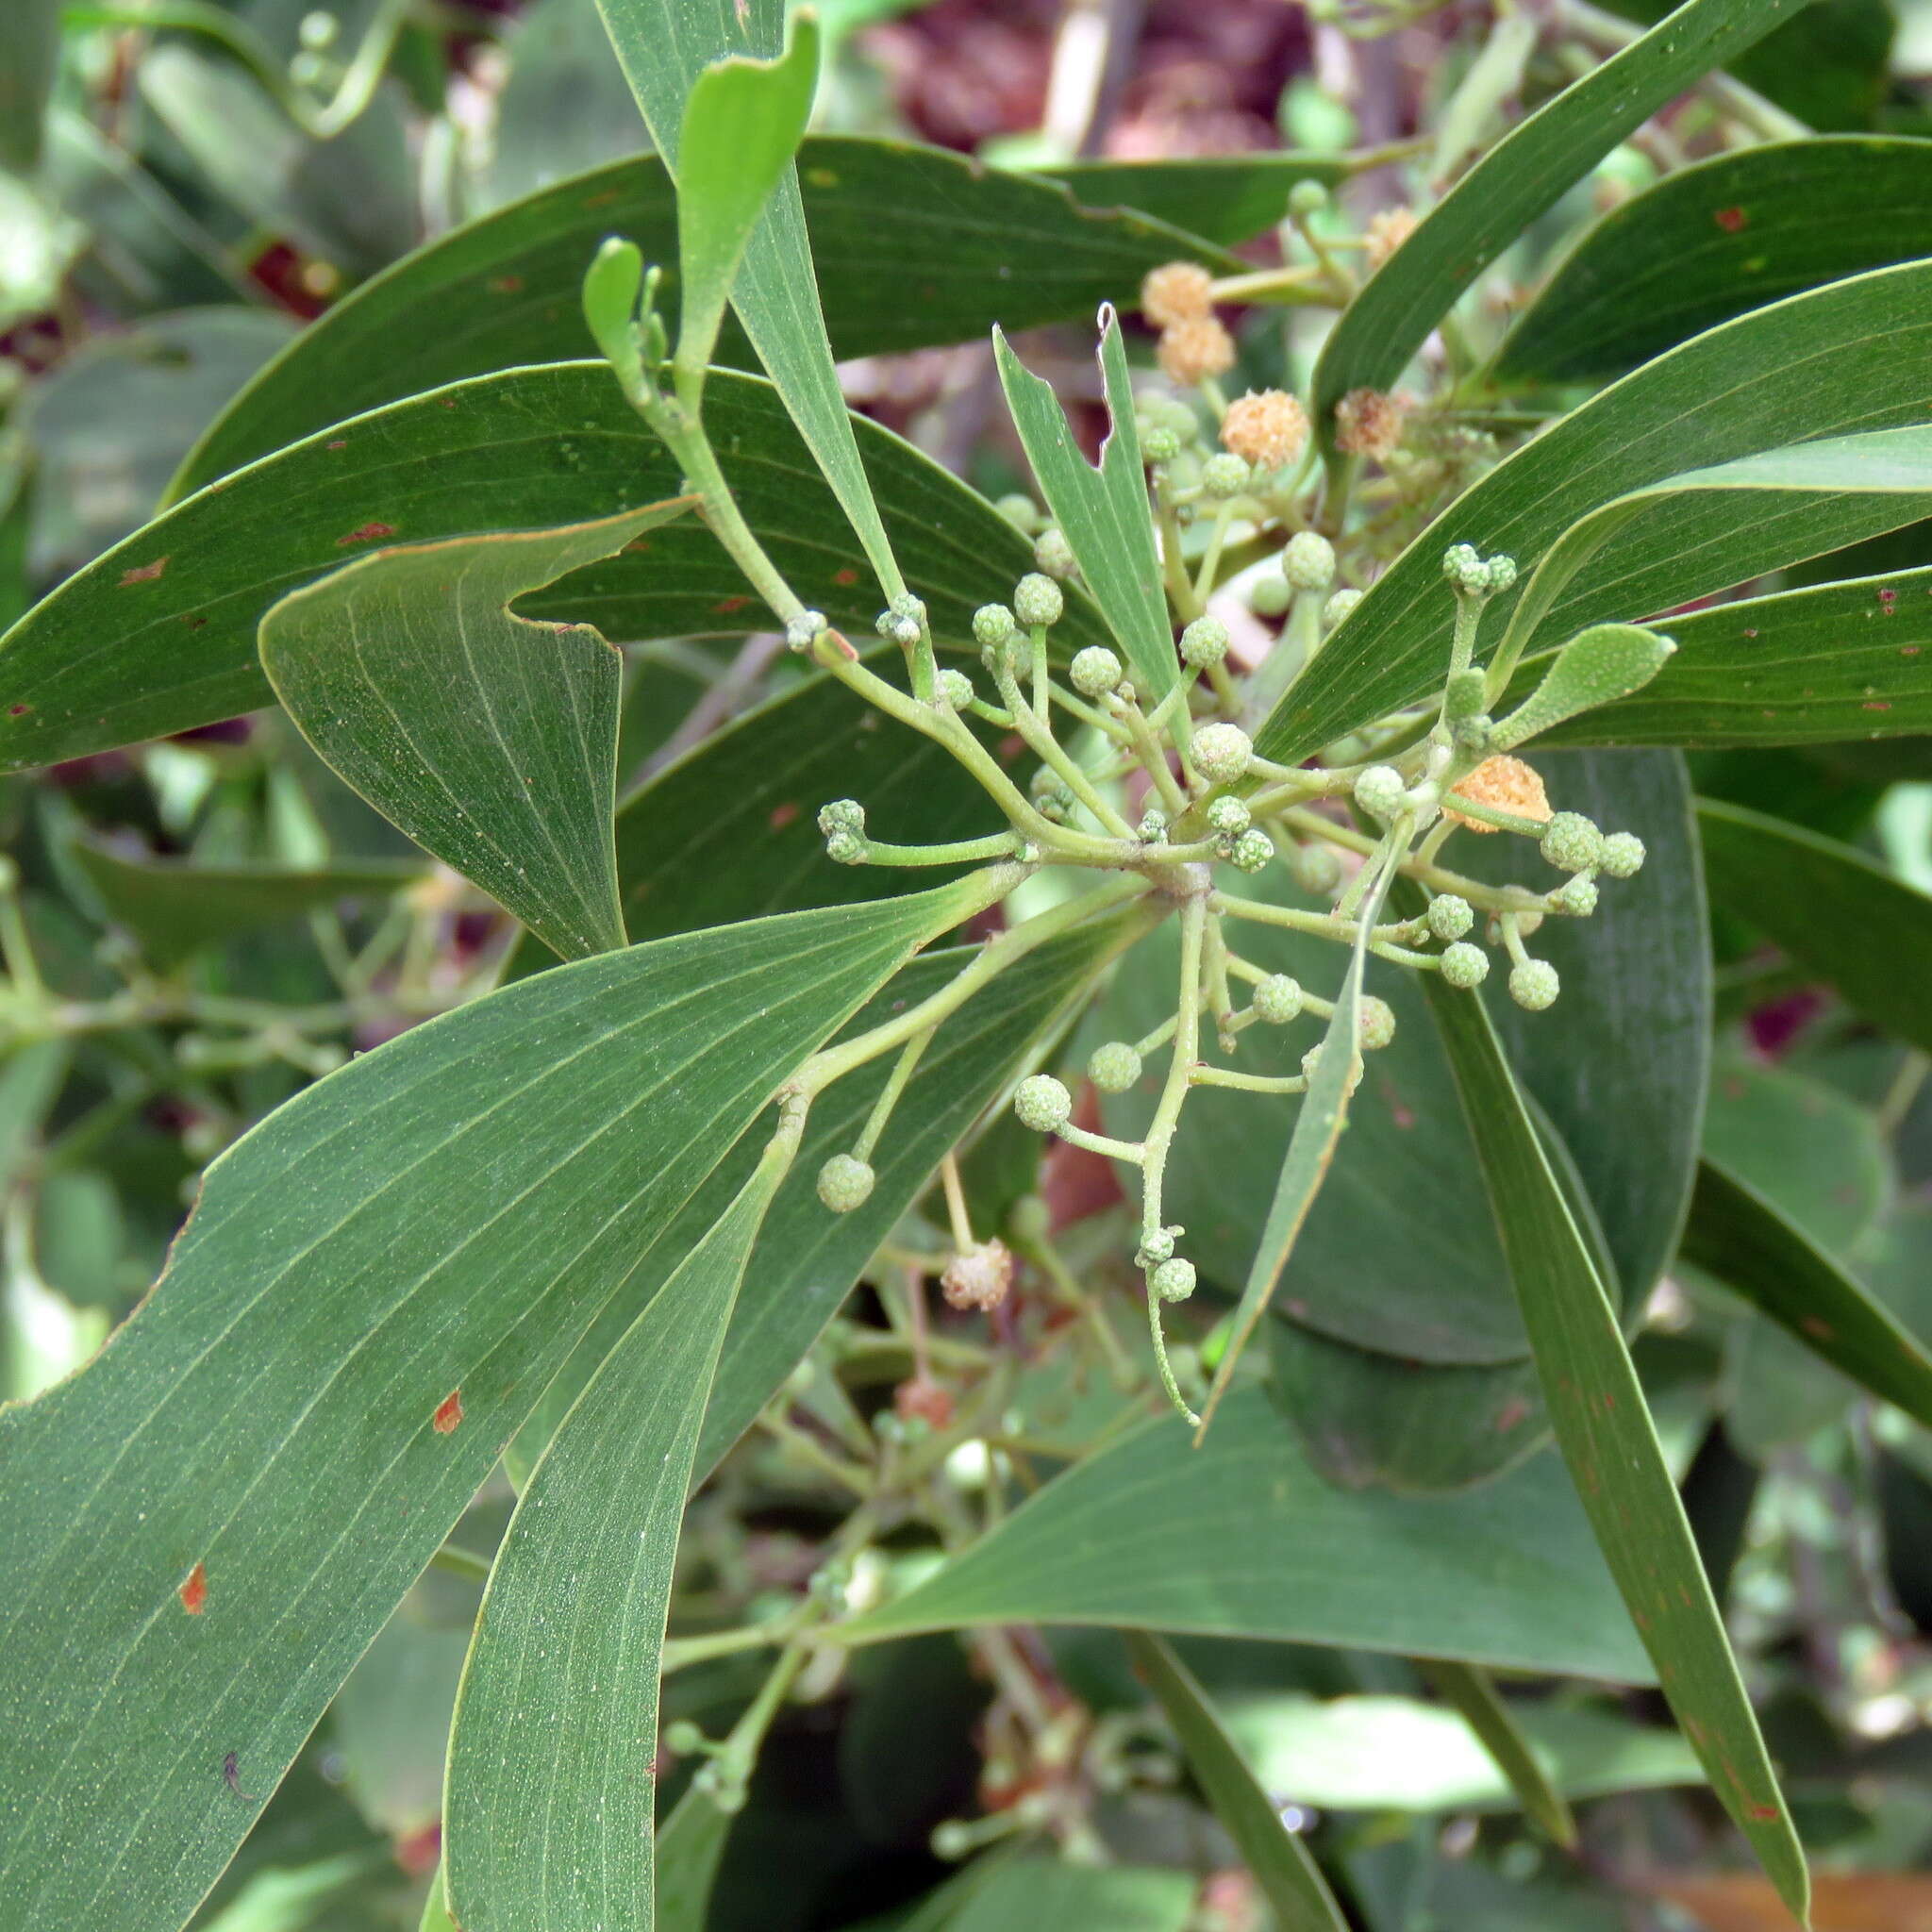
[1444,755,1552,833]
[1220,390,1309,472]
[1141,260,1215,328]
[1157,317,1237,388]
[1333,387,1408,462]
[1364,207,1418,272]
[941,1239,1014,1311]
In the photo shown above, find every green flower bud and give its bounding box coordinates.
[1206,795,1251,838]
[1358,996,1396,1051]
[1008,1192,1052,1244]
[1247,574,1292,619]
[1440,941,1489,988]
[785,608,827,651]
[1281,530,1337,592]
[1509,959,1560,1011]
[1034,526,1077,578]
[1253,974,1303,1024]
[1292,842,1341,896]
[1192,722,1253,783]
[1151,1257,1197,1302]
[973,603,1016,648]
[876,608,921,648]
[1136,1226,1177,1268]
[1599,830,1646,878]
[1141,394,1200,441]
[1137,806,1170,843]
[1441,541,1482,586]
[891,591,927,626]
[1202,452,1250,499]
[824,830,866,866]
[1088,1041,1142,1093]
[663,1720,707,1755]
[1539,810,1603,874]
[1013,1073,1073,1133]
[1229,828,1274,874]
[1322,588,1362,631]
[1483,554,1518,594]
[1300,1044,1324,1080]
[1071,644,1124,696]
[937,667,974,709]
[995,492,1041,532]
[1013,573,1063,627]
[817,1154,876,1212]
[1288,178,1328,217]
[931,1821,974,1860]
[1180,614,1230,668]
[1141,425,1182,464]
[818,798,865,837]
[1551,874,1599,917]
[1425,893,1474,941]
[1353,764,1406,819]
[1453,711,1493,754]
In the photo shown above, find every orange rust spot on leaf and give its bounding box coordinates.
[832,567,859,587]
[326,439,348,450]
[433,1389,464,1434]
[1713,206,1748,232]
[1747,1802,1778,1821]
[998,732,1026,765]
[581,188,623,210]
[120,557,169,585]
[486,275,525,294]
[711,594,749,615]
[1863,700,1892,711]
[1801,1315,1834,1339]
[8,704,28,716]
[180,1562,208,1614]
[337,523,396,547]
[769,801,800,831]
[1494,1398,1529,1432]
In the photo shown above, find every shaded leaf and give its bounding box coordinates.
[943,1857,1195,1932]
[838,1389,1656,1684]
[1418,1661,1575,1846]
[0,362,1111,773]
[1045,153,1352,245]
[655,1783,735,1932]
[261,503,694,958]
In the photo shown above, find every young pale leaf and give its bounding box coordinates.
[1310,0,1800,448]
[170,141,1241,498]
[945,1857,1194,1932]
[1497,138,1932,386]
[993,312,1177,708]
[0,362,1111,773]
[1418,1661,1576,1848]
[673,14,818,385]
[1490,624,1676,754]
[0,882,980,1932]
[1698,797,1932,1057]
[1419,970,1809,1925]
[261,504,694,959]
[654,1785,734,1932]
[1685,1158,1932,1433]
[445,1135,789,1932]
[1125,1634,1350,1932]
[592,0,901,597]
[1259,258,1932,771]
[839,1389,1654,1684]
[419,1860,459,1932]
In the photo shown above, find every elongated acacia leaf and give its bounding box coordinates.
[1419,971,1809,1924]
[1046,153,1351,244]
[841,1389,1654,1683]
[946,1857,1194,1932]
[1419,1661,1576,1847]
[1259,259,1932,769]
[1310,0,1800,445]
[0,362,1110,773]
[592,0,900,594]
[172,141,1241,497]
[1498,138,1932,386]
[1126,1634,1349,1932]
[0,882,978,1932]
[262,504,693,958]
[445,1139,787,1931]
[1698,796,1932,1056]
[994,313,1176,705]
[654,1785,734,1932]
[1685,1158,1932,1431]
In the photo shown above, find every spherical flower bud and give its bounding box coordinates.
[1247,574,1291,619]
[818,798,865,837]
[1221,390,1310,473]
[1253,974,1303,1025]
[1141,259,1216,327]
[1151,1257,1197,1303]
[1441,541,1482,586]
[1599,830,1646,878]
[1013,1073,1074,1134]
[1292,842,1341,896]
[1357,996,1396,1051]
[1425,893,1474,941]
[1322,588,1362,631]
[1300,1044,1324,1080]
[1180,614,1230,668]
[1141,425,1182,464]
[1353,764,1406,819]
[1013,573,1063,628]
[941,1239,1013,1311]
[1229,829,1274,874]
[785,608,827,651]
[1334,387,1407,462]
[1440,941,1489,989]
[890,591,926,626]
[1364,206,1417,272]
[816,1154,875,1212]
[1445,754,1551,833]
[1137,806,1170,843]
[1033,525,1077,578]
[1206,795,1251,838]
[1008,1193,1052,1245]
[1551,874,1599,917]
[1509,959,1560,1011]
[1483,554,1519,594]
[1281,530,1336,591]
[1157,316,1237,387]
[1539,810,1604,874]
[936,668,974,709]
[1201,452,1250,499]
[824,831,866,866]
[973,603,1016,649]
[884,614,921,647]
[1288,178,1328,217]
[1088,1041,1142,1094]
[1191,722,1253,784]
[1070,644,1124,696]
[1136,1226,1177,1268]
